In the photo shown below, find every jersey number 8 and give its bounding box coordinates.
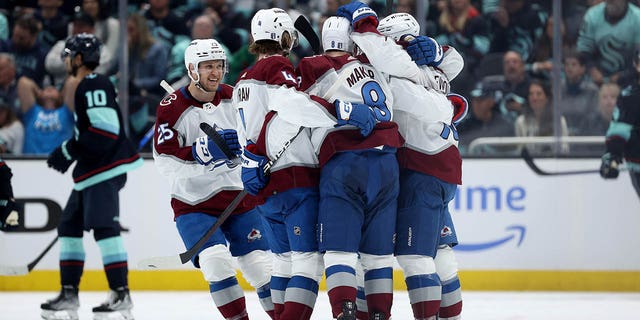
[361,81,391,122]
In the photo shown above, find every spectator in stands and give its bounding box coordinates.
[0,53,19,113]
[458,77,515,155]
[143,0,190,50]
[166,14,234,86]
[433,0,490,97]
[46,12,113,87]
[515,79,569,153]
[396,0,416,13]
[80,0,119,66]
[35,0,69,50]
[528,16,570,79]
[0,102,24,154]
[487,0,547,62]
[185,0,250,53]
[127,13,168,141]
[559,50,599,135]
[579,82,620,136]
[0,14,49,87]
[577,0,640,86]
[17,76,73,155]
[496,50,531,123]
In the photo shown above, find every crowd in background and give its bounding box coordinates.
[0,0,638,157]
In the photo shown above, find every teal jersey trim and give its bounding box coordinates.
[606,121,633,141]
[73,158,143,191]
[87,107,120,135]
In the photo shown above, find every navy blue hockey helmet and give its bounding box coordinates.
[61,33,102,66]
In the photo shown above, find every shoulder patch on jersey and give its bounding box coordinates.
[160,93,178,106]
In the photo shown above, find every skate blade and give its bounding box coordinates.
[93,309,134,320]
[41,309,79,320]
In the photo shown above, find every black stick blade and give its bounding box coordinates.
[295,15,321,55]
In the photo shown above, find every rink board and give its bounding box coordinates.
[1,158,639,291]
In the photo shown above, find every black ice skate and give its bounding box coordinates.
[40,285,80,320]
[337,300,356,320]
[369,311,387,320]
[92,287,134,320]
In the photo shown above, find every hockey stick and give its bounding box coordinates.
[521,148,627,176]
[158,80,237,160]
[160,80,174,95]
[0,223,133,275]
[138,190,247,269]
[199,122,242,165]
[0,236,58,275]
[295,15,321,55]
[137,126,155,151]
[138,127,305,269]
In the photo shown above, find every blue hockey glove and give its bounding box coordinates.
[241,144,270,195]
[192,136,230,166]
[334,99,376,137]
[337,1,378,27]
[406,36,443,66]
[600,153,622,179]
[447,93,469,125]
[47,144,75,173]
[216,129,242,157]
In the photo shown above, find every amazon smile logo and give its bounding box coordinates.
[454,225,526,251]
[451,184,528,252]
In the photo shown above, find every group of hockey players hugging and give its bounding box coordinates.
[153,1,467,320]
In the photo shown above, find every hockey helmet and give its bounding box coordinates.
[322,16,354,53]
[61,33,102,65]
[251,8,298,50]
[377,13,420,41]
[184,39,228,83]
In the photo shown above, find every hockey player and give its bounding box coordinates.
[0,158,18,230]
[41,33,143,320]
[601,48,640,200]
[338,3,466,319]
[152,39,275,320]
[295,16,403,320]
[234,8,372,320]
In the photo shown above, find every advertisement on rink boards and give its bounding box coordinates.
[1,159,639,283]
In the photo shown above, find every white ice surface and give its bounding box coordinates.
[1,290,639,319]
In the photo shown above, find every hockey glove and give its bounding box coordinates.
[407,36,444,67]
[192,135,232,166]
[47,145,75,174]
[216,129,242,157]
[600,153,622,179]
[337,1,378,28]
[241,144,270,196]
[447,93,469,125]
[0,198,19,231]
[334,99,376,137]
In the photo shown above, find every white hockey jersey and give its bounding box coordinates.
[153,85,261,218]
[232,55,337,196]
[351,22,465,184]
[296,53,404,166]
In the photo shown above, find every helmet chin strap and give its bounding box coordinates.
[195,80,216,93]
